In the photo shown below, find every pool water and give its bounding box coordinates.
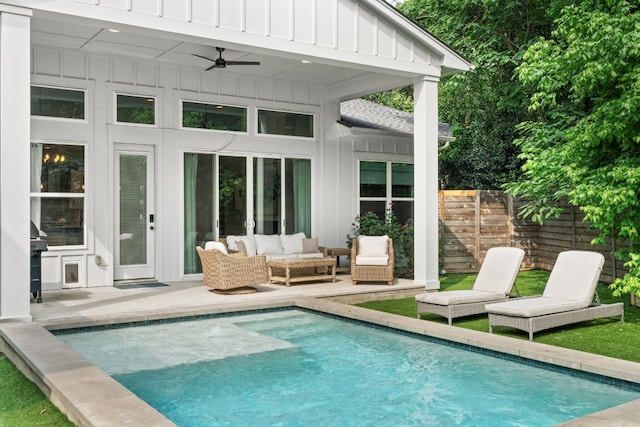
[57,309,640,426]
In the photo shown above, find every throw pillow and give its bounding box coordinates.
[235,240,247,255]
[302,238,319,253]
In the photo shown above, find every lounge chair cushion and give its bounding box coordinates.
[415,290,508,306]
[357,235,389,257]
[542,251,604,304]
[486,297,588,318]
[473,247,525,294]
[204,241,228,255]
[355,255,389,266]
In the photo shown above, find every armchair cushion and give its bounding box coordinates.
[357,235,389,257]
[355,255,389,266]
[204,241,228,254]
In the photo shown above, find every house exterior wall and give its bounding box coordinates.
[31,46,334,289]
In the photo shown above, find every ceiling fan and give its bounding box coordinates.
[192,47,260,70]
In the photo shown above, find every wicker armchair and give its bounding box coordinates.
[350,236,394,286]
[196,246,268,292]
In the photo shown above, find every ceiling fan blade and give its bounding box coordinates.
[225,61,261,66]
[191,53,216,62]
[205,64,218,71]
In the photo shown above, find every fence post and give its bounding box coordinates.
[475,190,481,269]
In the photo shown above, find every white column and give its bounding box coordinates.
[413,75,440,290]
[0,5,32,320]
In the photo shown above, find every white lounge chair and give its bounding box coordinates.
[415,247,525,325]
[486,250,624,340]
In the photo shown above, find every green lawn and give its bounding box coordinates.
[357,270,640,363]
[0,354,74,426]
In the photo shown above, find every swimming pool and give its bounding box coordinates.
[56,309,640,426]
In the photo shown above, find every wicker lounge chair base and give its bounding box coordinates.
[210,286,258,295]
[488,302,624,341]
[418,298,509,325]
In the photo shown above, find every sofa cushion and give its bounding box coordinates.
[281,232,306,254]
[297,252,323,259]
[357,235,389,257]
[302,238,319,253]
[204,241,228,255]
[226,235,257,256]
[255,234,283,255]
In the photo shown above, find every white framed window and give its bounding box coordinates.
[30,142,86,248]
[31,85,86,120]
[358,160,414,224]
[115,93,156,126]
[181,101,248,133]
[257,108,314,138]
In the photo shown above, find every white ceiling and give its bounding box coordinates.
[30,15,388,89]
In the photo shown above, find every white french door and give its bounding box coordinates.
[115,145,155,280]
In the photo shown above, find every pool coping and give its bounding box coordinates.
[2,296,640,426]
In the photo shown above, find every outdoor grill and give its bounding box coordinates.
[30,221,48,303]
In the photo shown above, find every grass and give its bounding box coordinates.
[0,354,74,426]
[357,270,640,363]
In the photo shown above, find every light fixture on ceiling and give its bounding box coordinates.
[301,60,311,64]
[108,28,120,33]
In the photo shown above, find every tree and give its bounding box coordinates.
[371,0,553,189]
[506,0,640,296]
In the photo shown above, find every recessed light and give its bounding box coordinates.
[108,28,120,33]
[301,60,311,64]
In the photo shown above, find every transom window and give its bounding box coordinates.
[359,161,414,224]
[30,143,86,247]
[257,109,314,138]
[31,86,85,120]
[116,94,155,125]
[182,101,247,132]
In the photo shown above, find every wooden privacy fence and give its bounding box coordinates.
[439,190,624,283]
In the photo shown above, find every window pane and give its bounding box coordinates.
[257,109,314,137]
[184,153,216,275]
[392,163,414,198]
[32,144,85,193]
[219,156,247,236]
[359,201,386,220]
[360,161,386,197]
[31,86,85,119]
[391,201,413,225]
[34,197,84,246]
[117,95,155,125]
[254,157,281,235]
[119,155,147,265]
[182,102,247,132]
[285,158,311,236]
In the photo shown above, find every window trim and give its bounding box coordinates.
[30,84,87,122]
[114,92,157,127]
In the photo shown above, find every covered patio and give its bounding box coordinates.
[0,0,472,321]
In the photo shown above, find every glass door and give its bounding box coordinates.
[115,146,155,280]
[253,157,281,235]
[218,156,248,236]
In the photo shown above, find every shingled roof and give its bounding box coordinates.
[340,98,453,139]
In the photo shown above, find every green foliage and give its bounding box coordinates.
[347,205,414,278]
[0,354,74,426]
[505,0,640,297]
[357,270,640,362]
[381,0,555,189]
